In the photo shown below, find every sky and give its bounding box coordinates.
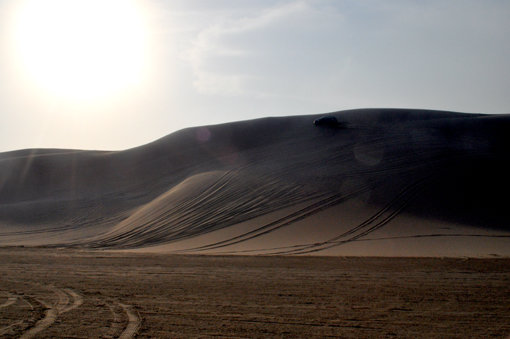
[0,0,509,152]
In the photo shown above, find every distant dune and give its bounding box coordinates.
[1,109,509,256]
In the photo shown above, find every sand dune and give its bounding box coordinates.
[1,108,509,256]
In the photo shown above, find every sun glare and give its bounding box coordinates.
[10,0,150,102]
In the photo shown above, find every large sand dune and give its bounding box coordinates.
[1,109,509,256]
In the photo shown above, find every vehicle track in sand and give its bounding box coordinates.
[177,160,440,255]
[118,302,141,339]
[19,298,56,339]
[94,297,141,338]
[210,175,435,255]
[19,286,81,338]
[91,170,319,250]
[9,280,140,339]
[273,176,432,255]
[0,319,24,336]
[0,287,42,337]
[104,301,125,337]
[179,183,372,253]
[0,292,17,308]
[60,288,83,313]
[1,248,509,337]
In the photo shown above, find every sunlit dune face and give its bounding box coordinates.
[10,0,150,102]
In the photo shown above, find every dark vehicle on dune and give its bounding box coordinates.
[313,116,343,128]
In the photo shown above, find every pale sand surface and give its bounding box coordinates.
[1,109,510,256]
[0,248,509,338]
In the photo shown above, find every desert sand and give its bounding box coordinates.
[0,249,509,338]
[0,108,509,255]
[1,108,510,337]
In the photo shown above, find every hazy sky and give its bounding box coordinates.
[0,0,509,152]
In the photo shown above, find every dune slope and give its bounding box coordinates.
[1,109,509,256]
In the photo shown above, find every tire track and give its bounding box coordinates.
[180,161,439,254]
[355,234,510,241]
[18,286,83,339]
[20,296,34,310]
[0,293,39,337]
[51,287,70,313]
[118,303,141,339]
[272,176,433,255]
[0,292,17,308]
[104,300,125,338]
[212,175,433,256]
[0,320,24,336]
[179,184,371,253]
[19,298,57,339]
[90,170,318,249]
[61,288,83,314]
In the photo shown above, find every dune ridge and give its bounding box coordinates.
[1,108,509,256]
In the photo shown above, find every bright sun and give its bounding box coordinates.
[10,0,150,102]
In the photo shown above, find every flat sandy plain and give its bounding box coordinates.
[0,248,509,338]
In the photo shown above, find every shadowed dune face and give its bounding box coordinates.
[1,109,509,256]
